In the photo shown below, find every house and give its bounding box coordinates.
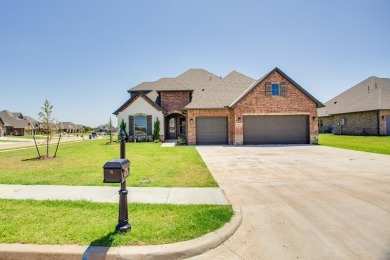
[114,67,324,145]
[0,110,35,136]
[57,122,84,133]
[318,77,390,136]
[0,118,4,137]
[96,124,117,135]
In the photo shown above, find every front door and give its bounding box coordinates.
[169,117,176,139]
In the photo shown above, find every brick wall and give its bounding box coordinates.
[319,116,334,133]
[160,92,190,113]
[234,70,319,144]
[187,109,234,145]
[333,111,379,135]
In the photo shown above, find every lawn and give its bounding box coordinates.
[0,199,233,246]
[0,139,217,187]
[319,134,390,155]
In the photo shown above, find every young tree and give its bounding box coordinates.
[38,99,55,158]
[109,116,113,144]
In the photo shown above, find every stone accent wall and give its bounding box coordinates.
[160,92,190,113]
[187,109,234,145]
[234,70,319,144]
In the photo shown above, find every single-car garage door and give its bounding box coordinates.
[196,117,228,145]
[244,115,309,144]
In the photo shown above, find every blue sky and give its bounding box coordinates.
[1,0,389,127]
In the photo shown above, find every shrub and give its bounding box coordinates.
[178,137,187,145]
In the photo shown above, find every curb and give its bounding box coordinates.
[0,206,242,260]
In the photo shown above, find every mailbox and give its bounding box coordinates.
[103,159,130,183]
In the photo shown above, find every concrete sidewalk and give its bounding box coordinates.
[0,184,229,205]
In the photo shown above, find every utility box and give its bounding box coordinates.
[103,159,130,183]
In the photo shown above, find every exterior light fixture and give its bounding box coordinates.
[238,117,241,122]
[382,115,385,120]
[190,118,193,124]
[312,116,316,121]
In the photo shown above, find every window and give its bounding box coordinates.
[266,82,287,96]
[272,83,279,96]
[135,116,147,135]
[179,118,186,134]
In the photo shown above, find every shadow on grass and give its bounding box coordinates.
[82,231,118,259]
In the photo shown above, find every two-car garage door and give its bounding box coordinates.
[243,115,309,145]
[195,115,309,145]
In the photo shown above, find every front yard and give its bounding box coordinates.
[0,139,217,187]
[319,134,390,155]
[0,199,232,246]
[0,139,231,246]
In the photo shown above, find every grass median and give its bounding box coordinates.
[319,134,390,155]
[0,199,233,246]
[0,139,217,187]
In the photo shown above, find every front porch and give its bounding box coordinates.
[165,113,186,140]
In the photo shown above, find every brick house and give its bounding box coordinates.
[0,110,35,136]
[318,77,390,136]
[114,67,324,145]
[0,118,4,137]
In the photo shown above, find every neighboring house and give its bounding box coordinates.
[0,118,4,137]
[0,110,35,136]
[96,124,117,135]
[318,77,390,136]
[114,67,324,145]
[57,122,84,133]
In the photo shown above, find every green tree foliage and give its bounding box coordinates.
[153,118,160,141]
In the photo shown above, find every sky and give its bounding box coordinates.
[1,0,389,127]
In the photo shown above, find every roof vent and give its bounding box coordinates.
[334,101,337,104]
[202,89,205,91]
[210,76,212,81]
[367,86,370,93]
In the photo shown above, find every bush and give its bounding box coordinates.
[177,137,187,145]
[154,139,159,143]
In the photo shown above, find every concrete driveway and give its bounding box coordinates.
[193,145,390,260]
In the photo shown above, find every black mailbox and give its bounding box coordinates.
[103,159,130,183]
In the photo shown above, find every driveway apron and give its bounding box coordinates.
[194,145,390,260]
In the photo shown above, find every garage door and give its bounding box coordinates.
[243,115,309,144]
[196,117,228,145]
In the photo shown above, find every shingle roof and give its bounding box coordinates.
[0,110,33,128]
[318,76,390,117]
[185,71,255,109]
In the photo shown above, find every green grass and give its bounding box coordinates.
[0,139,217,187]
[0,199,233,246]
[319,134,390,155]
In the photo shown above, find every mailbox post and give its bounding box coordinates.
[103,131,131,233]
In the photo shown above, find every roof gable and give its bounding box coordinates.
[230,67,324,108]
[113,92,166,115]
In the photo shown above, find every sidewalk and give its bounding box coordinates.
[0,184,229,205]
